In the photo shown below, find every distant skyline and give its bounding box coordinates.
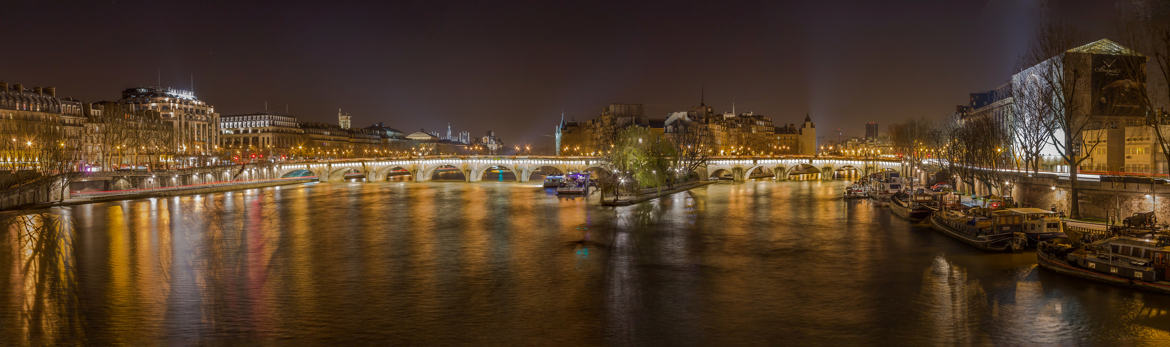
[0,0,1133,146]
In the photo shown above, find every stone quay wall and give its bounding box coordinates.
[1007,174,1170,223]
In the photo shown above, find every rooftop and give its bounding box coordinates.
[121,87,201,101]
[1067,38,1143,57]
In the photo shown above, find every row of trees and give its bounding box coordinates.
[1011,8,1170,219]
[0,114,75,192]
[887,114,1018,200]
[1,103,186,199]
[890,5,1170,219]
[86,103,178,170]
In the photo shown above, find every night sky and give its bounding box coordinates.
[1,0,1127,148]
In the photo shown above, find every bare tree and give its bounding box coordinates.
[88,102,129,170]
[666,119,712,183]
[963,115,1015,198]
[1,108,77,198]
[938,113,971,192]
[889,118,936,189]
[1020,21,1100,219]
[1010,75,1058,174]
[86,102,177,172]
[2,121,73,201]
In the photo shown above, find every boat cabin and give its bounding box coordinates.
[998,208,1064,235]
[1084,236,1170,281]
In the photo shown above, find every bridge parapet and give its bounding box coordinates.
[263,155,898,182]
[269,156,604,182]
[705,157,899,181]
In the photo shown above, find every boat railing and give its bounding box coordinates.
[1086,251,1153,269]
[1066,223,1112,242]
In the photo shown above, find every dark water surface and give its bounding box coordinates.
[4,181,1170,345]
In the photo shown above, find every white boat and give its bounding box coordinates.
[843,184,867,199]
[1001,208,1066,245]
[865,171,902,205]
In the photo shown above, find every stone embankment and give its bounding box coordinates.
[994,173,1170,223]
[2,176,315,211]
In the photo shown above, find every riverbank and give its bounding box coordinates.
[4,177,317,211]
[600,180,714,206]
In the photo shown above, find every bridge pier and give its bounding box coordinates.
[467,168,481,182]
[415,171,431,182]
[518,168,531,182]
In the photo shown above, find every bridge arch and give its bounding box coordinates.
[475,165,518,182]
[377,166,414,181]
[710,168,733,180]
[282,169,315,178]
[327,167,366,182]
[787,163,821,180]
[578,167,613,184]
[743,165,775,180]
[110,177,133,190]
[526,165,566,182]
[833,165,862,180]
[428,164,468,182]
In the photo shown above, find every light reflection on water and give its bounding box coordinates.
[3,181,1170,344]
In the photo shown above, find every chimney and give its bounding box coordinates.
[13,83,23,93]
[44,87,56,97]
[0,82,7,92]
[33,87,42,95]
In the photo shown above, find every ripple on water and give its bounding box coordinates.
[2,181,1170,344]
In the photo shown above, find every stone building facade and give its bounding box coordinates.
[0,82,86,172]
[119,87,220,159]
[556,103,657,156]
[557,101,816,157]
[958,38,1151,174]
[220,112,304,156]
[81,101,174,170]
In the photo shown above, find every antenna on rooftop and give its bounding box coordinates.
[156,68,162,88]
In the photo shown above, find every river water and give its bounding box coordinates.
[3,180,1170,345]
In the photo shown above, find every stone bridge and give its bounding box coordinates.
[271,156,901,182]
[273,156,607,182]
[704,158,900,181]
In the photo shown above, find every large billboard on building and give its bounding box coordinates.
[1091,54,1146,116]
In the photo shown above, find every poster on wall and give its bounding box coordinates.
[1091,54,1146,116]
